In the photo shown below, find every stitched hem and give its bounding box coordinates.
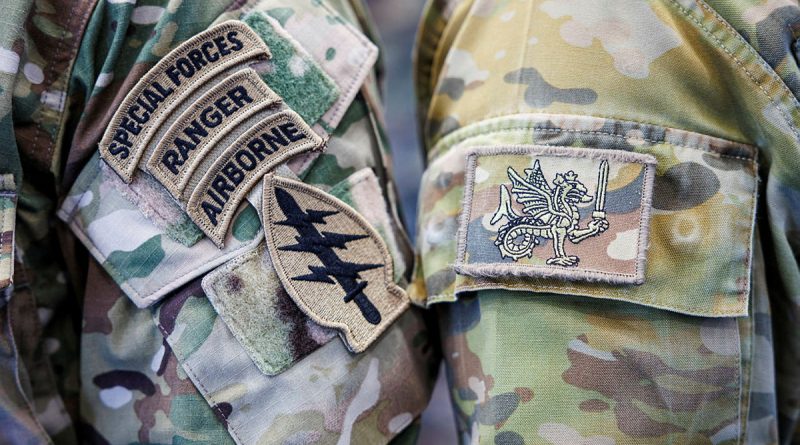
[429,112,758,162]
[450,282,749,317]
[154,316,246,445]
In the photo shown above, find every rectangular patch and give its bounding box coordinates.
[242,13,339,127]
[0,174,16,293]
[146,68,281,198]
[99,20,271,182]
[201,246,336,376]
[243,7,378,135]
[455,145,656,285]
[187,110,322,247]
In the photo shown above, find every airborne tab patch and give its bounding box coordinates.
[455,145,656,285]
[99,21,270,182]
[146,68,281,198]
[263,175,409,353]
[188,111,322,246]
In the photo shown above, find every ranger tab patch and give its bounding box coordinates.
[263,175,410,353]
[188,111,322,246]
[455,145,656,285]
[99,21,270,182]
[146,68,281,198]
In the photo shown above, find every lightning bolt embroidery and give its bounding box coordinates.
[274,187,383,325]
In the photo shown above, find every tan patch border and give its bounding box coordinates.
[262,174,410,353]
[146,68,281,198]
[188,110,323,247]
[99,20,271,183]
[454,145,657,285]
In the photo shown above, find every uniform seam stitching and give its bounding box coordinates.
[433,125,757,163]
[670,0,800,144]
[155,320,246,445]
[453,282,744,316]
[65,208,261,304]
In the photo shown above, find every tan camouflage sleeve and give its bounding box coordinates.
[413,0,800,443]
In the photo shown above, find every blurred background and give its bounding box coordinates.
[366,0,425,240]
[364,0,459,443]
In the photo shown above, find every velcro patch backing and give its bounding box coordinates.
[188,110,322,246]
[99,21,270,182]
[242,13,339,127]
[146,68,281,198]
[201,246,336,376]
[456,145,656,285]
[262,175,409,353]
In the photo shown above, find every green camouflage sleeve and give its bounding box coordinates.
[0,0,435,444]
[413,0,800,443]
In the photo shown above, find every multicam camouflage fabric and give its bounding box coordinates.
[3,0,800,444]
[413,0,800,443]
[1,0,434,444]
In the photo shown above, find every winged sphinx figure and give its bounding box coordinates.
[490,159,611,266]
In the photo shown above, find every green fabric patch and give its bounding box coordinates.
[231,205,261,242]
[165,220,204,247]
[202,248,335,376]
[105,235,164,281]
[243,12,339,126]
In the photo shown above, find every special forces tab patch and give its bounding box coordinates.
[455,146,656,285]
[188,110,322,247]
[99,21,270,182]
[146,68,281,198]
[263,175,410,353]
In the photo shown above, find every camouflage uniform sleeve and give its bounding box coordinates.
[0,0,435,444]
[413,0,800,443]
[0,0,29,299]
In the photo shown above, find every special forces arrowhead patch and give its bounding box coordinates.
[455,145,656,285]
[262,175,409,353]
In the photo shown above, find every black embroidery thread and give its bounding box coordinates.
[275,187,383,325]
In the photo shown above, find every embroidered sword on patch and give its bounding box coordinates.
[592,160,609,220]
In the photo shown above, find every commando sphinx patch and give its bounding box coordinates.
[455,145,656,285]
[262,175,409,353]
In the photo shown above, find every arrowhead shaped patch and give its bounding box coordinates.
[262,175,409,353]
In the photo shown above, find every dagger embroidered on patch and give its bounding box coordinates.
[455,145,657,285]
[262,174,409,353]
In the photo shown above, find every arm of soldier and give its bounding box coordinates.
[411,1,790,443]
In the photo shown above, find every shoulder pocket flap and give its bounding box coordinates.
[434,123,758,317]
[57,154,263,308]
